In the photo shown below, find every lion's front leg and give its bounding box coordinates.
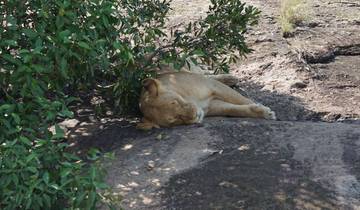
[206,100,276,120]
[136,118,160,130]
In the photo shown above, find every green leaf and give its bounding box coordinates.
[78,41,91,50]
[86,191,97,209]
[2,176,12,188]
[19,49,30,54]
[34,194,44,208]
[43,172,49,184]
[11,113,21,124]
[59,57,68,78]
[52,124,65,139]
[102,16,110,27]
[27,167,38,173]
[94,182,109,189]
[1,54,20,65]
[2,40,18,47]
[75,192,86,206]
[35,38,43,48]
[112,42,122,49]
[26,153,37,163]
[22,29,38,39]
[104,152,115,160]
[0,104,13,111]
[32,64,46,73]
[11,174,19,185]
[60,168,71,178]
[59,30,71,41]
[23,55,33,63]
[35,139,48,147]
[191,49,205,56]
[43,194,51,208]
[87,148,101,161]
[19,136,32,146]
[59,109,73,118]
[56,16,65,29]
[50,184,60,190]
[25,198,32,209]
[90,166,96,180]
[46,112,56,122]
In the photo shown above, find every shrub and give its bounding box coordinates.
[279,0,308,36]
[1,0,121,209]
[112,0,261,113]
[0,0,259,209]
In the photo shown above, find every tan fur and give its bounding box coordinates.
[137,72,276,130]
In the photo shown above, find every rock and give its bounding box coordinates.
[282,31,295,38]
[307,21,320,28]
[259,62,273,70]
[290,81,308,89]
[254,36,274,43]
[219,181,238,188]
[49,119,80,136]
[300,46,336,64]
[59,119,80,129]
[334,44,360,56]
[270,52,278,57]
[101,118,360,209]
[352,20,360,25]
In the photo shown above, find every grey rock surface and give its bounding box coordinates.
[97,118,360,209]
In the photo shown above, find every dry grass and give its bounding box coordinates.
[279,0,309,35]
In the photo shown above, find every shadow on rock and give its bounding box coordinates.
[235,80,324,121]
[160,124,339,210]
[67,119,155,157]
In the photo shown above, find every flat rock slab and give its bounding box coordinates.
[101,118,360,209]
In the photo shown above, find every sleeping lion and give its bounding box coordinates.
[137,71,276,130]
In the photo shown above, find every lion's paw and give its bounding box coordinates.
[196,109,205,123]
[251,104,277,120]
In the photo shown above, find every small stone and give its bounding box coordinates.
[283,31,295,38]
[156,134,163,140]
[147,161,155,171]
[254,37,274,43]
[259,62,273,70]
[270,52,278,57]
[291,81,307,89]
[59,119,79,129]
[307,22,319,28]
[195,191,202,196]
[238,145,250,151]
[219,181,238,188]
[281,164,290,168]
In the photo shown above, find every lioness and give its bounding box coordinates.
[137,72,276,130]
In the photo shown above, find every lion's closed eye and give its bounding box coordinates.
[166,117,176,123]
[170,100,179,105]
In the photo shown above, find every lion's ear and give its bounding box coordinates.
[142,78,159,96]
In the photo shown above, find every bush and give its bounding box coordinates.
[112,0,260,113]
[0,0,259,209]
[279,0,309,36]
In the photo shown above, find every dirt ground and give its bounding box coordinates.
[65,0,360,209]
[169,0,360,122]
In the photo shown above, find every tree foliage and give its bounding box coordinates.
[0,0,259,209]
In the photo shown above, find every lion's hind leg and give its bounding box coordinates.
[207,100,276,120]
[207,74,239,87]
[250,103,276,120]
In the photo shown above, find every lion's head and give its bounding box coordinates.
[137,78,204,129]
